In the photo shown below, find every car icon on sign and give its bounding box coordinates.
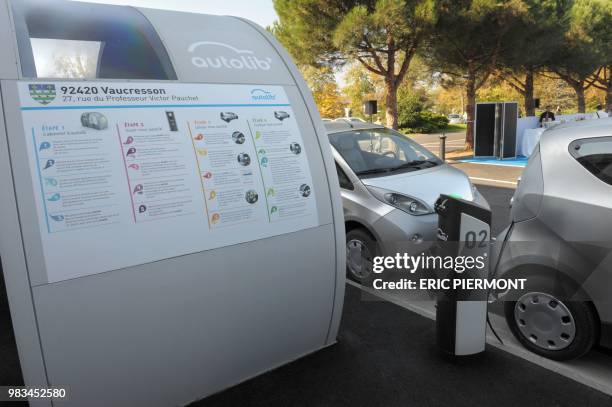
[220,112,238,123]
[274,111,290,121]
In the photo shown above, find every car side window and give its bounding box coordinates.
[335,163,354,190]
[569,137,612,186]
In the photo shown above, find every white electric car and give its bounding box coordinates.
[492,118,612,360]
[325,121,489,282]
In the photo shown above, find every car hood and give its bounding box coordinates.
[360,164,473,206]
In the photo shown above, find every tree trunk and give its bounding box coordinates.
[574,85,586,113]
[385,78,398,130]
[524,70,535,117]
[606,83,612,113]
[465,70,476,150]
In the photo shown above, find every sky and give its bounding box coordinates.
[69,0,279,28]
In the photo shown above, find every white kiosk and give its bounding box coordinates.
[0,0,345,405]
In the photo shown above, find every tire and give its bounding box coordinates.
[345,228,378,284]
[504,277,598,361]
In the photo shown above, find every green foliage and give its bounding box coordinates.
[332,0,435,58]
[397,89,448,133]
[499,0,572,72]
[273,0,437,128]
[342,64,377,118]
[571,0,612,64]
[476,78,522,103]
[426,0,529,77]
[271,1,342,67]
[443,123,467,132]
[400,111,449,133]
[272,0,611,124]
[423,0,534,145]
[545,0,609,82]
[273,0,435,67]
[300,66,345,118]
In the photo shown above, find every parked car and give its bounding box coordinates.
[447,113,463,125]
[334,117,367,123]
[324,120,488,283]
[491,118,612,360]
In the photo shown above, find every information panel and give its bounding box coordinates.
[18,82,319,283]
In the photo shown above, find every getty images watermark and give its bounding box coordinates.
[369,253,526,291]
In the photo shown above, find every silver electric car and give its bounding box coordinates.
[325,121,489,282]
[492,118,612,360]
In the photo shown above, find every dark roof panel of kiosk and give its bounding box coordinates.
[11,0,177,80]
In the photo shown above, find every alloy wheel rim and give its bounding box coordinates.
[346,239,372,280]
[514,292,576,351]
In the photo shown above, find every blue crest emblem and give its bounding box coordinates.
[29,84,56,105]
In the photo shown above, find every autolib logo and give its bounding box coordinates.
[188,41,272,71]
[251,89,276,101]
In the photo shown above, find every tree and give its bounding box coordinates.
[590,67,612,111]
[431,84,465,116]
[496,0,571,116]
[535,74,582,113]
[425,0,529,149]
[544,0,605,113]
[273,0,436,129]
[577,0,612,111]
[477,77,522,108]
[545,46,598,114]
[301,66,345,118]
[342,63,377,118]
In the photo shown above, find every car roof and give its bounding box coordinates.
[324,120,387,134]
[541,117,612,146]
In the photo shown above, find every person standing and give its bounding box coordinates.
[539,106,556,125]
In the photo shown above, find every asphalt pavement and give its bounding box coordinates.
[364,177,612,398]
[410,131,466,155]
[0,264,24,389]
[196,285,612,407]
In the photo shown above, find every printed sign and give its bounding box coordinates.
[18,82,319,283]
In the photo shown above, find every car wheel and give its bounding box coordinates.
[345,228,377,284]
[505,290,598,361]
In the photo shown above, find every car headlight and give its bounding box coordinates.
[470,180,479,199]
[366,186,433,215]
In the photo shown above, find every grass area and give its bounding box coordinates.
[401,123,467,136]
[442,123,467,132]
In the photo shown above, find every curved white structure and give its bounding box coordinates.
[0,1,345,405]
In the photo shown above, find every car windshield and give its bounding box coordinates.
[328,128,441,176]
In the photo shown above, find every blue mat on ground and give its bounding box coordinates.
[457,156,528,167]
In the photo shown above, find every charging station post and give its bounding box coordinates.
[434,194,492,356]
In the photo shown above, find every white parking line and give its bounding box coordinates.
[421,141,465,147]
[457,161,525,168]
[469,176,517,186]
